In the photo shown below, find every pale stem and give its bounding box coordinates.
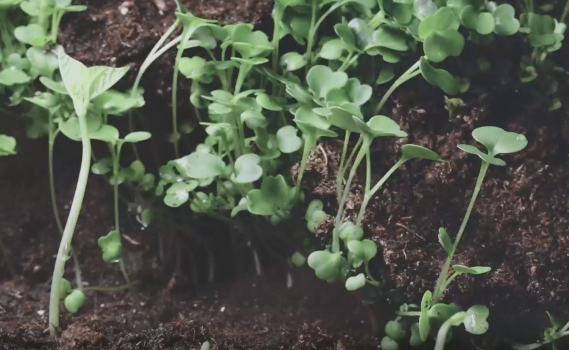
[295,135,316,196]
[49,110,92,337]
[332,138,370,252]
[172,26,192,159]
[336,132,351,202]
[374,60,421,114]
[355,158,407,227]
[432,162,490,302]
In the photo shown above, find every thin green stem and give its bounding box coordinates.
[374,60,421,114]
[0,13,15,55]
[305,0,319,64]
[339,52,361,71]
[111,143,131,285]
[271,7,283,93]
[396,311,422,317]
[49,110,92,337]
[365,149,371,193]
[338,51,354,71]
[333,138,370,252]
[296,135,316,197]
[307,0,358,63]
[355,158,407,228]
[561,0,569,23]
[172,26,192,159]
[337,136,363,204]
[48,123,83,289]
[82,281,139,292]
[129,20,181,159]
[432,162,490,303]
[336,132,351,202]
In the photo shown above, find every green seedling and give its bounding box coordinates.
[305,199,327,233]
[48,49,129,337]
[63,289,86,314]
[514,312,569,350]
[390,126,527,349]
[98,230,122,263]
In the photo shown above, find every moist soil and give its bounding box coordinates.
[2,0,569,349]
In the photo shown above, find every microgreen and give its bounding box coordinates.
[0,134,17,155]
[389,126,527,349]
[48,50,130,337]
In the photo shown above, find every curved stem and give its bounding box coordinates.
[49,125,83,289]
[355,158,407,228]
[374,61,421,114]
[433,162,490,302]
[49,111,92,337]
[82,281,139,292]
[561,0,569,23]
[305,0,318,64]
[332,138,369,252]
[172,27,191,159]
[271,7,283,92]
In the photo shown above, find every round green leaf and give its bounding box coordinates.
[345,78,372,106]
[457,144,506,166]
[307,209,327,232]
[347,239,377,262]
[14,23,49,46]
[276,125,301,153]
[64,290,86,314]
[26,47,58,78]
[385,320,408,341]
[91,157,112,175]
[307,250,344,282]
[97,230,122,263]
[230,24,273,58]
[335,23,356,47]
[418,7,460,39]
[175,152,226,179]
[410,323,424,348]
[280,52,307,71]
[90,125,119,143]
[419,57,461,95]
[306,199,324,221]
[493,4,520,36]
[424,29,465,63]
[319,38,348,60]
[463,305,490,335]
[59,116,103,141]
[327,105,362,132]
[0,69,30,86]
[471,126,528,156]
[294,106,331,130]
[256,93,283,111]
[306,65,348,99]
[59,278,73,300]
[0,135,17,155]
[428,303,462,321]
[232,153,263,184]
[124,131,151,143]
[380,336,400,350]
[345,273,366,291]
[401,144,445,161]
[339,221,364,244]
[179,57,207,79]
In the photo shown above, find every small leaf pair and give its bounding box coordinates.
[458,126,528,166]
[305,200,327,233]
[97,230,122,263]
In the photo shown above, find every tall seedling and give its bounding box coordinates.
[48,49,128,337]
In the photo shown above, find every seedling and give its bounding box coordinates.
[48,49,129,337]
[386,126,528,349]
[514,312,569,350]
